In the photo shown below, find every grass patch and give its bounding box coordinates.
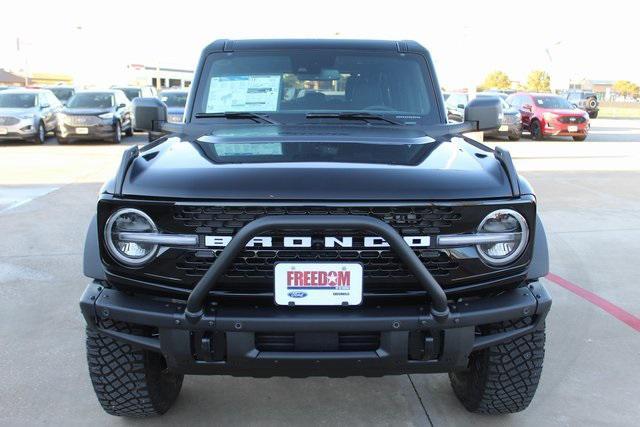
[598,106,640,119]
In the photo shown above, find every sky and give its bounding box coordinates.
[1,0,638,88]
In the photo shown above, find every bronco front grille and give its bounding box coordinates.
[100,200,536,296]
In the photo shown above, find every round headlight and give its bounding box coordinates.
[105,208,158,266]
[476,209,529,266]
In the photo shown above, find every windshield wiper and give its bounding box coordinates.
[306,112,403,125]
[194,111,279,124]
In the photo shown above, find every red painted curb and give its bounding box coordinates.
[546,272,640,333]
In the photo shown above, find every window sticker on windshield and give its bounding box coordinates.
[206,75,281,112]
[537,99,544,105]
[213,143,283,157]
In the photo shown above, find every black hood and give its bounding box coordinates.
[122,124,513,201]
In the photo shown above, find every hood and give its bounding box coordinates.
[538,108,585,116]
[63,107,113,115]
[122,124,513,201]
[0,107,38,116]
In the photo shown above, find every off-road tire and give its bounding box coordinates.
[125,124,134,137]
[588,111,598,119]
[448,318,545,414]
[85,319,184,417]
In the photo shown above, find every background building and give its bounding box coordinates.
[125,64,194,89]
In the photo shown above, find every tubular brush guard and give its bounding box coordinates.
[184,215,451,323]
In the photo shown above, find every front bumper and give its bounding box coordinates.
[80,280,551,377]
[0,119,37,140]
[544,120,589,137]
[57,123,116,140]
[486,122,521,138]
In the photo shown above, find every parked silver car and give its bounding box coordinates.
[0,88,62,143]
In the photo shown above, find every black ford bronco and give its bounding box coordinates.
[80,39,551,417]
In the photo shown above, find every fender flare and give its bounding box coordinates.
[527,215,549,280]
[83,215,106,280]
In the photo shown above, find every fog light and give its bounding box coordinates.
[476,209,528,266]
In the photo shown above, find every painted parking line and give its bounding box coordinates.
[547,272,640,332]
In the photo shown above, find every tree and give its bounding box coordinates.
[612,80,639,97]
[480,71,511,90]
[526,70,551,92]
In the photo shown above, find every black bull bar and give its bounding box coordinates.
[184,215,451,322]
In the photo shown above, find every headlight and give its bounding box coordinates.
[99,112,114,119]
[105,208,158,266]
[57,113,67,121]
[476,209,529,266]
[543,112,557,122]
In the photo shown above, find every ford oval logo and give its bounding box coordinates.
[288,291,307,299]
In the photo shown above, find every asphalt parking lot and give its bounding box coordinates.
[1,119,639,426]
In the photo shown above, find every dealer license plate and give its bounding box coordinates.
[75,127,89,134]
[274,263,363,306]
[499,125,509,132]
[0,128,7,135]
[568,125,578,132]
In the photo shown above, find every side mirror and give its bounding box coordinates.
[457,103,465,109]
[522,104,532,111]
[132,97,166,131]
[464,97,501,131]
[40,103,50,109]
[118,103,127,109]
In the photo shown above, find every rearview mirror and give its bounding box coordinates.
[464,97,501,131]
[132,97,166,131]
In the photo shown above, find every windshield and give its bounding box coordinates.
[0,93,36,108]
[534,96,573,109]
[161,92,188,107]
[193,50,438,125]
[50,88,74,101]
[115,88,141,101]
[67,93,114,109]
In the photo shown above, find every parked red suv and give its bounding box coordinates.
[507,92,589,141]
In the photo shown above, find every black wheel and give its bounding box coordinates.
[125,124,134,137]
[33,121,46,144]
[573,135,587,141]
[449,318,546,414]
[508,133,520,141]
[111,121,122,144]
[588,111,598,119]
[529,120,543,140]
[86,320,184,417]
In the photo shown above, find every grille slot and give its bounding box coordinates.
[558,116,586,124]
[175,249,459,281]
[174,205,462,236]
[255,332,380,352]
[64,115,101,126]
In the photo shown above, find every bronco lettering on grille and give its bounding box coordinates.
[204,235,431,248]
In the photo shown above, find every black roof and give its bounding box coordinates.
[202,39,428,55]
